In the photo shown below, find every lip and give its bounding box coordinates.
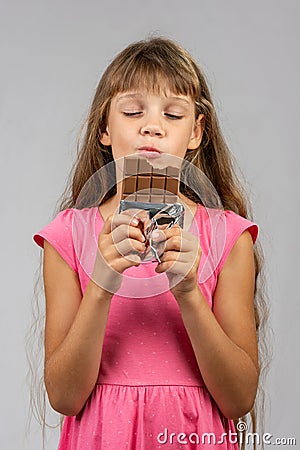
[138,146,161,153]
[137,146,162,159]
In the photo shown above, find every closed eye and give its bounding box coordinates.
[165,113,183,120]
[123,111,142,116]
[123,112,183,119]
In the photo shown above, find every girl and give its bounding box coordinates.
[32,37,269,449]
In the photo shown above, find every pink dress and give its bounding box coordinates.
[33,203,258,449]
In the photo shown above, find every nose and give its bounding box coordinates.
[140,116,165,137]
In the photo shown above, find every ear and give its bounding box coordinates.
[100,126,111,146]
[188,114,205,150]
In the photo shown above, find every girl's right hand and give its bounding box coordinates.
[91,211,147,294]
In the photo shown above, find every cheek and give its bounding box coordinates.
[108,126,124,147]
[110,133,135,159]
[176,127,193,147]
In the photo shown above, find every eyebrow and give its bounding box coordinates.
[116,93,191,105]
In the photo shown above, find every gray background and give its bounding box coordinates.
[1,0,299,448]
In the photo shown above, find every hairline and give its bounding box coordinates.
[115,93,192,105]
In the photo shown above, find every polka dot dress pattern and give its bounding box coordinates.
[33,205,258,450]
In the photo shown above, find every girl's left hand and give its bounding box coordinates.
[152,224,202,299]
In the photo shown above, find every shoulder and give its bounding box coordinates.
[220,227,255,275]
[216,209,258,275]
[33,208,77,272]
[223,209,259,246]
[33,208,74,246]
[197,204,259,243]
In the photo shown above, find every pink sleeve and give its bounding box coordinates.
[215,210,259,276]
[32,209,78,273]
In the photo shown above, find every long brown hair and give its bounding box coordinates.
[28,37,271,449]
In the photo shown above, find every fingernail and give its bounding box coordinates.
[132,218,139,225]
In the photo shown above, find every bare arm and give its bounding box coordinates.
[43,240,113,416]
[176,230,259,419]
[43,213,146,416]
[155,226,259,419]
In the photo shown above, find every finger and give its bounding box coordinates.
[159,250,191,264]
[112,223,146,245]
[121,208,149,225]
[164,236,196,253]
[150,229,166,244]
[160,225,196,243]
[115,238,146,257]
[151,228,184,253]
[159,224,182,240]
[101,210,146,235]
[153,225,182,247]
[111,212,142,231]
[155,260,190,276]
[98,240,143,274]
[101,214,137,237]
[117,253,142,271]
[162,227,200,253]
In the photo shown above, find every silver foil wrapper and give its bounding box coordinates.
[119,200,185,262]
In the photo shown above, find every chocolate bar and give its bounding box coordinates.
[121,156,180,203]
[119,156,185,262]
